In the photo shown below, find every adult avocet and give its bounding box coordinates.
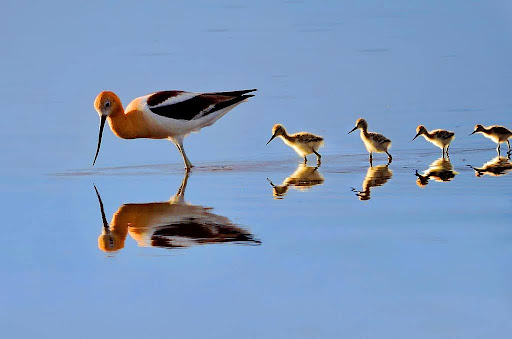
[470,124,511,154]
[94,173,260,252]
[266,124,324,165]
[412,125,455,157]
[93,89,256,171]
[348,118,392,164]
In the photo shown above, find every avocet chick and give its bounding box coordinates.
[348,118,392,164]
[415,157,458,187]
[412,125,455,157]
[267,164,324,199]
[468,155,512,177]
[470,124,512,154]
[266,124,324,164]
[351,164,393,201]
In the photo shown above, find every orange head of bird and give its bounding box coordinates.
[93,91,122,165]
[94,184,125,252]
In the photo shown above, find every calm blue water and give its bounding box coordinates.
[1,1,512,338]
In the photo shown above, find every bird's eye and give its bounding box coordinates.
[105,102,111,108]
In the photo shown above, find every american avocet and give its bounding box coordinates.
[468,155,512,177]
[351,164,392,201]
[412,125,455,156]
[415,157,458,187]
[93,89,256,170]
[267,164,324,199]
[470,124,511,154]
[348,118,392,164]
[266,124,324,165]
[94,173,260,253]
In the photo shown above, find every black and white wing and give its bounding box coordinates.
[145,89,257,121]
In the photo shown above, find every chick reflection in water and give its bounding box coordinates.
[94,174,260,253]
[267,164,324,199]
[415,157,458,187]
[468,155,512,177]
[351,164,393,201]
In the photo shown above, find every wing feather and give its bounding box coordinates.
[490,126,512,135]
[369,132,390,144]
[434,130,455,140]
[147,89,256,121]
[296,133,323,143]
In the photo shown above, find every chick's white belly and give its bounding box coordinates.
[363,137,389,153]
[429,137,452,149]
[482,133,502,143]
[283,139,322,156]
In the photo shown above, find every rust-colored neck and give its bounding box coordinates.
[107,106,139,139]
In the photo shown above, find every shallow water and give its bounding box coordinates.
[2,1,512,338]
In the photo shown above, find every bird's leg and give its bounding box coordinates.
[386,151,392,164]
[442,147,445,158]
[312,150,321,166]
[497,143,501,155]
[304,156,308,164]
[446,144,450,154]
[174,140,194,171]
[176,171,190,198]
[369,152,373,167]
[507,140,511,154]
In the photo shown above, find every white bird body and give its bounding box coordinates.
[421,129,454,149]
[93,89,257,170]
[479,129,509,143]
[471,124,511,154]
[280,133,325,157]
[413,125,455,156]
[349,118,392,163]
[361,130,392,153]
[267,124,324,164]
[123,93,247,138]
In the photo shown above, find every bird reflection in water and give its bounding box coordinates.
[415,157,458,187]
[351,164,393,200]
[267,164,324,199]
[468,155,512,177]
[94,173,260,253]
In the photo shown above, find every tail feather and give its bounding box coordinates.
[206,89,257,97]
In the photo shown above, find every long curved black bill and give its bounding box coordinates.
[93,115,107,166]
[348,127,357,134]
[93,185,109,230]
[266,134,277,145]
[469,131,476,136]
[412,133,420,141]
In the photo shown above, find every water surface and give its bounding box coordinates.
[1,1,512,338]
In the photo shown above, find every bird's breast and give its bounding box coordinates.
[108,110,172,139]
